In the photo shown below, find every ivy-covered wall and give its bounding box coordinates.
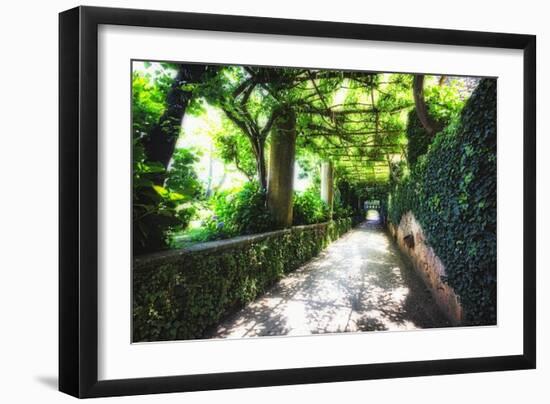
[388,79,497,326]
[133,218,352,341]
[406,109,433,167]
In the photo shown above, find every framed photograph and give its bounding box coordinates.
[59,6,536,398]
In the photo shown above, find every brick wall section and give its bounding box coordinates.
[388,211,463,325]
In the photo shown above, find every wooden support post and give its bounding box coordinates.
[321,161,334,218]
[267,108,296,228]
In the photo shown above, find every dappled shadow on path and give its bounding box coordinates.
[207,221,450,339]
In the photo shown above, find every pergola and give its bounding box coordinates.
[231,67,413,227]
[293,74,410,206]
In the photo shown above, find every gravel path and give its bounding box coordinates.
[207,221,450,338]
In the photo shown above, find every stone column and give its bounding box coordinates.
[267,108,296,229]
[321,161,334,217]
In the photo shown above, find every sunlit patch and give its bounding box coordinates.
[391,287,409,303]
[366,209,381,222]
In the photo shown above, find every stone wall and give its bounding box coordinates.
[388,211,463,325]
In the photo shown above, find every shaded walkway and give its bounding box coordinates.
[207,220,450,338]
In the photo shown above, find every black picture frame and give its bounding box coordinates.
[59,5,536,398]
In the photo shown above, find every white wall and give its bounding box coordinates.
[0,0,546,402]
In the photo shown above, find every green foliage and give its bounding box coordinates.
[131,70,171,140]
[292,188,330,225]
[336,180,364,217]
[165,148,204,198]
[210,182,274,237]
[305,73,413,184]
[169,226,216,248]
[213,118,257,180]
[295,151,322,185]
[406,110,433,167]
[388,79,497,325]
[132,67,202,254]
[133,218,352,341]
[365,183,390,201]
[133,140,195,254]
[423,81,465,122]
[406,79,465,167]
[333,203,353,220]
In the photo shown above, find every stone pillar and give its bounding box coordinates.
[267,109,296,228]
[321,161,334,217]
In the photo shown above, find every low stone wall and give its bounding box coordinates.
[133,218,352,342]
[388,212,463,325]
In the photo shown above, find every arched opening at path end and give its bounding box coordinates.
[363,199,383,225]
[366,209,381,223]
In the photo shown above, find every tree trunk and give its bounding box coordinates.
[413,74,441,137]
[267,109,296,228]
[257,142,268,191]
[250,140,268,190]
[321,161,334,218]
[205,142,214,198]
[142,64,209,184]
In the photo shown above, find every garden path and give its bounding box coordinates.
[207,219,449,338]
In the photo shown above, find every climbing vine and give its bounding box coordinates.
[388,79,497,325]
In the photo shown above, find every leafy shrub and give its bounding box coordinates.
[214,124,257,180]
[333,203,353,220]
[292,189,330,225]
[132,70,171,139]
[133,218,352,341]
[133,140,196,254]
[132,69,202,254]
[388,79,497,325]
[337,180,367,218]
[210,182,274,237]
[165,148,204,198]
